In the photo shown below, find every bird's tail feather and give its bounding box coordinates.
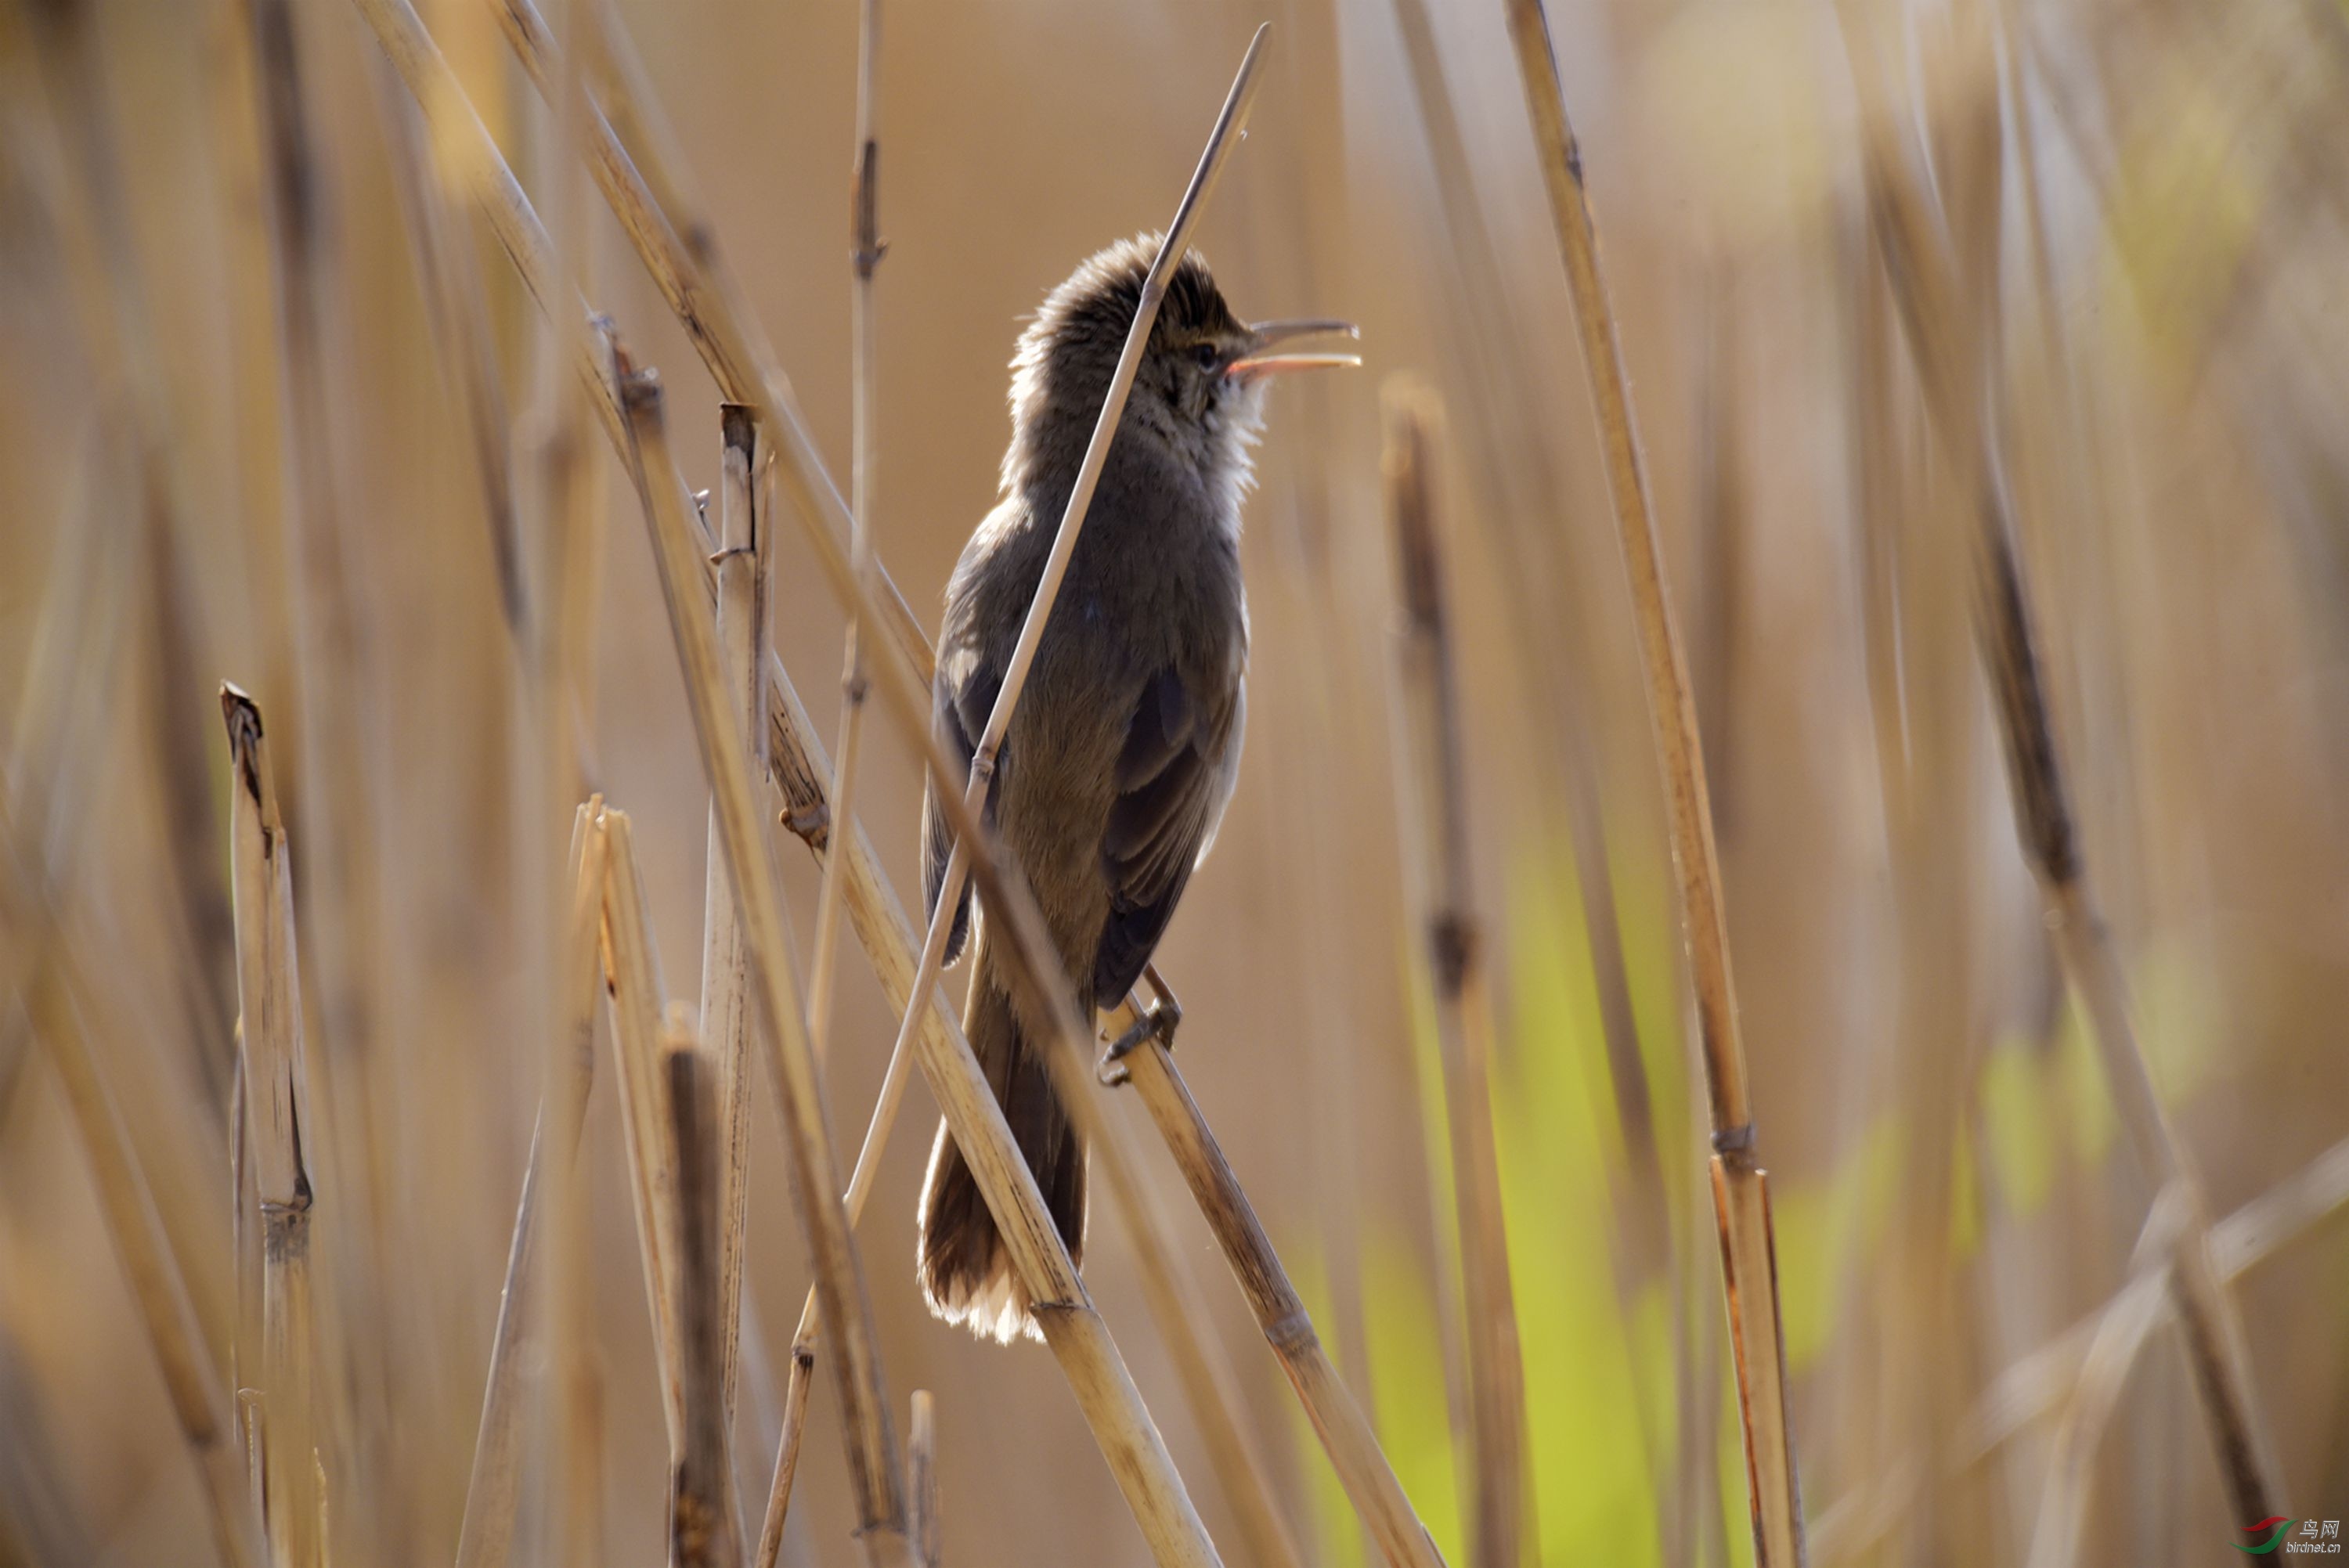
[917,941,1086,1343]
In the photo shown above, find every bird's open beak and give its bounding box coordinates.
[1226,319,1362,384]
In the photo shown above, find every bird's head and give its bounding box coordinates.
[1003,233,1356,511]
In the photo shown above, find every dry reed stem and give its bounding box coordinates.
[1499,2,1804,1562]
[539,796,604,1568]
[597,808,688,1454]
[755,648,1304,1568]
[239,0,387,1274]
[1068,1102,1307,1568]
[908,1390,939,1568]
[612,364,913,1566]
[218,687,323,1568]
[801,0,886,1113]
[754,1346,815,1568]
[233,1058,261,1470]
[516,18,608,1562]
[1838,6,2279,1523]
[25,953,258,1568]
[1380,388,1530,1568]
[235,3,406,1515]
[1115,1037,1446,1568]
[450,804,607,1568]
[667,1035,745,1568]
[702,404,767,1436]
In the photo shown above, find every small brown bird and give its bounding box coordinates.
[918,234,1354,1341]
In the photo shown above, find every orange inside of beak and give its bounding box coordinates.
[1225,319,1362,383]
[1224,352,1364,384]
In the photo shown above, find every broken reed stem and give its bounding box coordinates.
[240,0,386,1296]
[1838,10,2280,1523]
[218,686,324,1568]
[667,1035,744,1568]
[28,956,258,1568]
[1381,388,1531,1568]
[599,808,687,1454]
[908,1390,939,1568]
[701,405,765,1433]
[888,28,1271,1199]
[450,804,606,1568]
[755,650,1304,1568]
[754,1346,815,1568]
[612,362,912,1566]
[1498,3,1804,1563]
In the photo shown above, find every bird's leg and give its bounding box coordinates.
[1096,967,1184,1086]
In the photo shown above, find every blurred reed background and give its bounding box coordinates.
[3,0,2348,1562]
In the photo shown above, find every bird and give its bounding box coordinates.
[916,233,1355,1342]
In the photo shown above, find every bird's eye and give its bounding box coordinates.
[1191,343,1222,371]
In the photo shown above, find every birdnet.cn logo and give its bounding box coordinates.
[2237,1518,2343,1554]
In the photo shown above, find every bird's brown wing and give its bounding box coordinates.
[1092,661,1243,1003]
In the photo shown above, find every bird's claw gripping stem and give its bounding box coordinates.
[1096,997,1182,1087]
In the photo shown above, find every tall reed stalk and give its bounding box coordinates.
[1381,387,1531,1568]
[666,1036,744,1568]
[1499,3,1806,1562]
[907,1390,940,1568]
[801,0,886,1080]
[219,687,325,1568]
[699,402,767,1439]
[600,807,688,1455]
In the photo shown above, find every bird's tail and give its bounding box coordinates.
[917,937,1086,1343]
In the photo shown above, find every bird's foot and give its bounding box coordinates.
[1096,997,1182,1087]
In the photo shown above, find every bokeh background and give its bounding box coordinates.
[3,0,2347,1563]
